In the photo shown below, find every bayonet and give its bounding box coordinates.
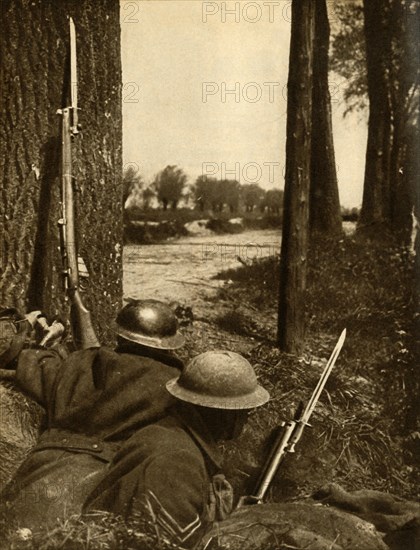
[238,329,346,506]
[69,17,79,134]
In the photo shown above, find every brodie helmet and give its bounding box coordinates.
[166,350,270,409]
[0,308,30,367]
[112,299,185,350]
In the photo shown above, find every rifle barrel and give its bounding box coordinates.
[61,108,79,290]
[252,419,296,502]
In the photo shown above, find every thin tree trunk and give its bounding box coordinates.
[0,0,123,343]
[278,0,315,353]
[310,0,342,237]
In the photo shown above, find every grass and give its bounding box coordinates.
[211,233,419,501]
[1,232,418,548]
[0,511,187,550]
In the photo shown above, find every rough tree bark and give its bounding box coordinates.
[277,0,315,353]
[388,0,417,242]
[0,0,123,343]
[309,0,342,237]
[360,0,416,241]
[359,0,392,231]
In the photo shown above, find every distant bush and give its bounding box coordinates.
[242,215,282,230]
[206,218,243,234]
[124,220,188,244]
[341,207,360,222]
[124,210,283,244]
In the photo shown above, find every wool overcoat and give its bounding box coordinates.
[1,343,183,527]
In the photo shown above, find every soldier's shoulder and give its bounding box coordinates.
[130,416,200,454]
[115,349,183,373]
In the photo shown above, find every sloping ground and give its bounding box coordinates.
[0,233,418,549]
[203,235,419,501]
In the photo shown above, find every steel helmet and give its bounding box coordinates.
[166,350,269,409]
[112,299,185,350]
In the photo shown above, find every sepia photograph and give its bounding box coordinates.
[0,1,419,548]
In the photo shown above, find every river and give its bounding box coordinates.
[123,229,281,307]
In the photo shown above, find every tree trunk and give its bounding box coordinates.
[360,0,416,241]
[310,0,342,237]
[388,0,416,242]
[359,0,392,232]
[0,0,123,344]
[389,119,412,242]
[277,0,315,353]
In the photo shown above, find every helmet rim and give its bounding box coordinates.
[111,320,185,350]
[166,376,270,409]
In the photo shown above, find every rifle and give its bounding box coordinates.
[238,329,346,507]
[56,18,99,350]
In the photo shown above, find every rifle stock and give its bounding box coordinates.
[70,291,100,349]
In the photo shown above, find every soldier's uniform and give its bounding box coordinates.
[2,305,269,549]
[1,346,233,549]
[85,404,233,548]
[0,342,183,528]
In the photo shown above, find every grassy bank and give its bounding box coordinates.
[1,234,418,548]
[211,234,419,500]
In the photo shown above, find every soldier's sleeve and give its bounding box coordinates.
[15,344,68,406]
[143,450,210,548]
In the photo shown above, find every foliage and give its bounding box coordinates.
[262,189,283,214]
[223,179,241,213]
[192,175,210,211]
[123,166,144,208]
[206,218,242,235]
[332,0,418,236]
[128,173,280,217]
[192,177,275,214]
[141,187,155,210]
[152,165,187,210]
[123,210,282,244]
[192,177,241,213]
[330,0,419,119]
[330,1,367,115]
[241,184,265,212]
[341,206,360,221]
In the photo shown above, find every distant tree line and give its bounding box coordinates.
[123,164,284,215]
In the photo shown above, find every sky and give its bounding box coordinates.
[120,0,367,208]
